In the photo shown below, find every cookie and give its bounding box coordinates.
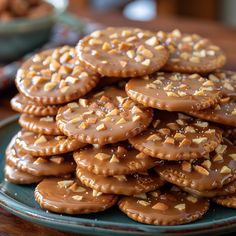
[158,29,226,73]
[125,72,222,112]
[118,186,209,225]
[16,46,100,105]
[187,97,236,127]
[73,142,157,176]
[6,144,76,177]
[11,94,60,116]
[77,27,169,77]
[15,130,86,156]
[182,180,236,198]
[57,87,153,145]
[19,113,63,135]
[35,178,118,214]
[4,164,42,184]
[76,168,165,196]
[208,70,236,98]
[155,142,236,191]
[213,193,236,208]
[129,112,222,160]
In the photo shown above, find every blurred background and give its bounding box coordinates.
[0,0,236,120]
[69,0,236,26]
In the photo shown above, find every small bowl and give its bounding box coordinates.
[0,0,68,62]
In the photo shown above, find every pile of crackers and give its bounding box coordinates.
[6,27,236,225]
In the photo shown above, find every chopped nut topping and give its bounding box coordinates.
[92,189,103,197]
[72,195,83,201]
[70,117,82,124]
[209,74,220,82]
[149,191,161,197]
[192,137,208,144]
[117,146,127,155]
[193,165,209,175]
[203,80,214,86]
[152,202,168,211]
[79,122,89,129]
[32,76,48,85]
[164,137,175,145]
[67,102,79,109]
[176,119,185,125]
[69,183,86,193]
[216,144,227,154]
[155,45,165,51]
[167,123,179,130]
[205,129,215,134]
[116,118,126,124]
[147,134,162,141]
[95,153,110,161]
[96,123,106,131]
[136,153,147,159]
[120,60,127,67]
[152,119,161,128]
[229,154,236,160]
[134,193,147,200]
[166,91,179,97]
[163,82,173,91]
[174,203,186,211]
[110,154,119,163]
[79,99,88,107]
[44,82,57,92]
[193,90,205,96]
[159,128,171,135]
[141,59,151,66]
[86,117,98,124]
[185,126,195,133]
[34,135,47,145]
[127,50,135,59]
[39,116,54,122]
[102,42,111,50]
[114,175,127,182]
[232,109,236,115]
[122,99,132,108]
[58,180,74,188]
[131,106,143,114]
[179,138,192,147]
[223,82,234,91]
[195,121,208,128]
[60,86,69,94]
[213,154,223,162]
[187,195,198,203]
[132,115,141,122]
[220,166,232,174]
[88,38,102,46]
[145,36,157,46]
[146,83,156,89]
[50,156,64,164]
[182,161,192,172]
[137,200,150,207]
[33,157,47,165]
[174,133,186,140]
[201,160,211,169]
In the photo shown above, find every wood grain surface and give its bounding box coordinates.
[1,0,236,235]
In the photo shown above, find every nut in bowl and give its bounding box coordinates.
[0,0,68,62]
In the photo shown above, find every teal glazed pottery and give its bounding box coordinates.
[0,116,236,235]
[0,0,68,62]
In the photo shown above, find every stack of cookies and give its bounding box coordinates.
[5,27,236,225]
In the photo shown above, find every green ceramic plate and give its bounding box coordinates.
[0,116,236,235]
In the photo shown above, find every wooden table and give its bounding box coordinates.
[1,5,236,236]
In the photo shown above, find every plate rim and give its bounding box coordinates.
[1,115,236,235]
